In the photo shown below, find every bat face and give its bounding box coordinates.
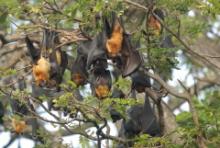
[71,55,88,86]
[32,57,51,87]
[106,20,123,57]
[95,84,110,99]
[72,69,87,86]
[92,68,112,99]
[72,73,86,86]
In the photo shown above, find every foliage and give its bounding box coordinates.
[0,0,220,148]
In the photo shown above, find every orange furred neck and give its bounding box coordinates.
[12,119,27,134]
[106,21,123,57]
[72,73,85,86]
[95,85,110,99]
[148,16,161,35]
[32,57,51,86]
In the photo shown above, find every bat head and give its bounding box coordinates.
[91,68,112,99]
[71,55,88,86]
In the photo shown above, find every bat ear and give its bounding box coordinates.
[153,8,164,20]
[112,12,124,30]
[103,16,111,38]
[25,36,41,64]
[121,34,142,77]
[42,28,59,51]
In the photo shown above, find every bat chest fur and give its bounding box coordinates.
[72,73,85,86]
[95,85,110,99]
[106,24,123,57]
[32,57,51,85]
[148,16,161,34]
[12,119,27,134]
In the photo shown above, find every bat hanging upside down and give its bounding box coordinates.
[25,29,68,90]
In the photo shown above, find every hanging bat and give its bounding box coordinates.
[25,29,68,90]
[105,15,123,58]
[104,14,142,77]
[118,93,161,147]
[147,8,164,36]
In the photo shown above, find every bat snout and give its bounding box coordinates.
[38,80,47,87]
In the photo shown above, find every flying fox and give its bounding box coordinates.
[147,8,164,36]
[25,29,68,91]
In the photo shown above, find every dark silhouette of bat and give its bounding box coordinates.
[118,93,161,147]
[90,67,112,99]
[71,54,88,87]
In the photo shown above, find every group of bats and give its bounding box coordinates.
[0,9,165,147]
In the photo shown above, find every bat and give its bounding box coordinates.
[118,93,161,147]
[105,15,123,58]
[104,14,142,77]
[25,29,68,90]
[147,8,164,36]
